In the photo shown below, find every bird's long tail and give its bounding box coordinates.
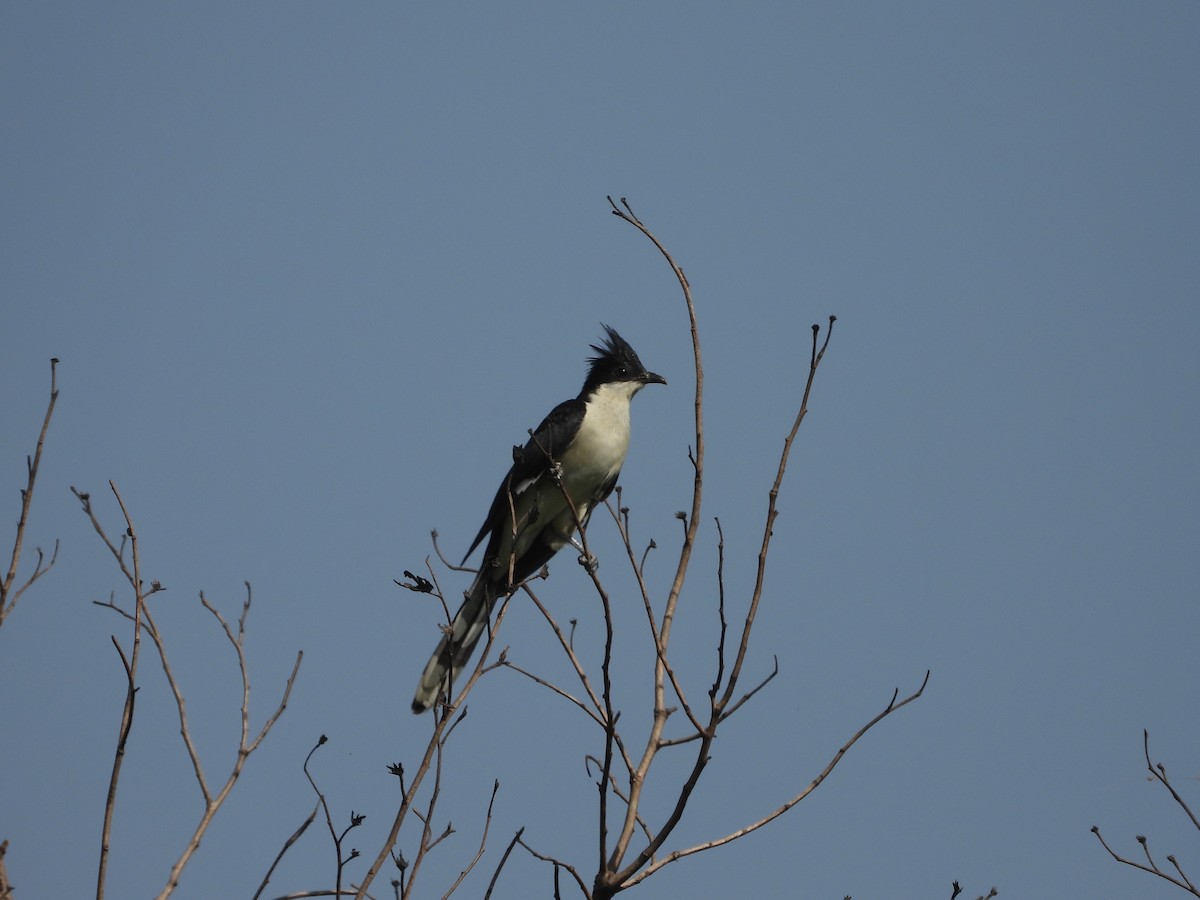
[411,575,495,714]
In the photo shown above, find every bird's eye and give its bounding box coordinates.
[616,365,628,377]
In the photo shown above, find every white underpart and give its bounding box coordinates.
[512,379,642,560]
[560,380,640,494]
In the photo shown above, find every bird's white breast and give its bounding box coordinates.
[559,380,640,488]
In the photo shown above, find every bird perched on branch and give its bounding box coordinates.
[412,326,665,713]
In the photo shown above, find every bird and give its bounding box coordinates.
[412,325,666,713]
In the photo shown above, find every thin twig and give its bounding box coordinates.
[1092,731,1200,896]
[604,499,703,736]
[1142,729,1200,834]
[521,584,607,722]
[483,827,525,900]
[305,736,364,898]
[605,197,705,880]
[622,672,930,889]
[156,589,303,900]
[253,802,321,900]
[516,837,589,898]
[1,358,60,630]
[440,779,501,897]
[518,584,637,782]
[717,317,835,711]
[90,481,148,900]
[354,598,514,899]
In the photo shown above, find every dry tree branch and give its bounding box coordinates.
[493,199,921,900]
[303,736,365,899]
[501,658,601,726]
[439,779,501,897]
[1092,731,1200,896]
[353,596,515,899]
[604,497,704,736]
[77,486,301,899]
[622,671,929,888]
[717,317,835,715]
[1,358,60,631]
[482,827,525,900]
[155,587,302,900]
[516,583,607,725]
[404,699,456,894]
[516,836,590,898]
[604,196,705,881]
[509,583,640,787]
[78,481,151,900]
[370,201,917,899]
[1138,730,1200,835]
[254,802,321,900]
[582,758,653,847]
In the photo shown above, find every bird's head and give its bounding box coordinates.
[580,325,667,398]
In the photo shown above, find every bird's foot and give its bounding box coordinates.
[576,550,599,574]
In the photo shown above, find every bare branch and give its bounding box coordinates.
[709,517,728,702]
[440,779,500,897]
[97,632,136,900]
[716,655,779,723]
[354,598,515,899]
[517,837,590,899]
[92,481,148,900]
[1092,731,1200,896]
[1143,729,1200,834]
[500,659,603,727]
[483,827,525,900]
[623,671,930,889]
[78,484,302,898]
[155,590,303,900]
[254,802,321,900]
[304,736,364,898]
[606,197,706,877]
[1,358,60,630]
[521,584,607,722]
[582,203,866,899]
[604,499,703,736]
[717,316,836,712]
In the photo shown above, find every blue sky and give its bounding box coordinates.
[2,3,1198,898]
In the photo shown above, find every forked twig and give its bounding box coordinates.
[79,485,302,899]
[440,780,501,896]
[517,836,590,898]
[84,481,148,900]
[304,736,365,898]
[157,588,302,900]
[1092,731,1200,896]
[718,317,836,712]
[622,671,929,888]
[603,196,705,881]
[1,358,60,630]
[354,596,515,898]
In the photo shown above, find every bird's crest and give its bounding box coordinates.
[580,325,653,396]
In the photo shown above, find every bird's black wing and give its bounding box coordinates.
[461,397,587,564]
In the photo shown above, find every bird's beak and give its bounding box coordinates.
[643,371,667,386]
